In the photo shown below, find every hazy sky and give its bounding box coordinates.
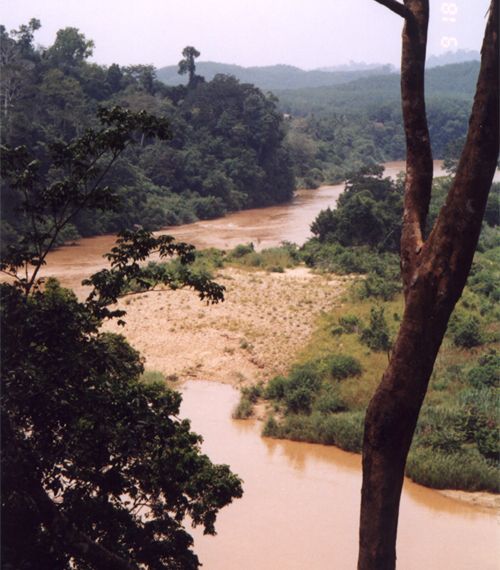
[2,1,491,70]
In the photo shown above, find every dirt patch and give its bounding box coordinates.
[103,267,351,387]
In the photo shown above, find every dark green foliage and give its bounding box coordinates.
[1,111,242,569]
[310,164,403,252]
[449,314,484,348]
[1,281,242,569]
[467,352,500,388]
[359,306,392,352]
[1,26,294,246]
[273,63,480,184]
[324,354,363,380]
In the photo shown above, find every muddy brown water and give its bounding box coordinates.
[181,381,499,570]
[40,161,500,567]
[41,161,442,294]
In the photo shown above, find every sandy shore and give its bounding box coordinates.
[103,266,352,386]
[437,490,500,510]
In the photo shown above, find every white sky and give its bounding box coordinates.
[1,1,491,70]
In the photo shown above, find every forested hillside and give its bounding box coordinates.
[279,62,480,186]
[1,22,294,247]
[157,61,394,90]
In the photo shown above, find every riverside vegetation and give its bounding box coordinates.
[230,166,500,493]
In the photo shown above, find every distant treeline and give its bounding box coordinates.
[278,62,480,186]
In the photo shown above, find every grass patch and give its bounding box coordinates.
[140,370,165,385]
[406,447,499,492]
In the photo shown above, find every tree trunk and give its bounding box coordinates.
[358,1,499,568]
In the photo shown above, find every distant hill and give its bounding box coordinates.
[274,61,481,116]
[157,61,394,90]
[318,62,395,73]
[426,50,480,68]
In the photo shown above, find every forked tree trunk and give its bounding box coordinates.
[358,1,499,568]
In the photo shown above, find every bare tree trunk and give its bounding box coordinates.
[358,1,499,568]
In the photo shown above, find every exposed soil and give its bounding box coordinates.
[103,266,352,387]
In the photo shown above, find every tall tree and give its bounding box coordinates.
[358,1,499,569]
[178,46,201,87]
[45,27,94,72]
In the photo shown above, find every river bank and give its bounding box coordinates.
[101,262,499,512]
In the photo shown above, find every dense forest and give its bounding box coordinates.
[279,61,480,185]
[1,20,483,246]
[0,21,294,248]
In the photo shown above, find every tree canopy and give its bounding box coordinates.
[1,108,242,569]
[0,26,295,249]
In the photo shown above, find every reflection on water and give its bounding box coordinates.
[181,381,500,570]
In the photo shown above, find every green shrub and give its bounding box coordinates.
[313,412,365,451]
[359,306,392,352]
[338,314,361,333]
[474,415,499,461]
[241,383,263,402]
[232,396,254,419]
[262,415,279,437]
[263,411,365,452]
[325,354,363,380]
[450,314,484,348]
[264,375,289,400]
[285,387,314,414]
[140,370,165,385]
[230,243,255,258]
[313,389,347,414]
[356,273,400,301]
[414,406,468,453]
[467,352,500,388]
[287,362,323,393]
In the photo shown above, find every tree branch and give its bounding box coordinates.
[399,0,433,293]
[374,0,412,19]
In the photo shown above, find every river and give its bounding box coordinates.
[41,160,443,294]
[41,161,500,568]
[181,381,499,570]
